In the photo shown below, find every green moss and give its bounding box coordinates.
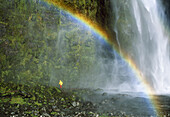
[25,111,32,114]
[0,98,11,103]
[39,94,43,98]
[30,113,37,117]
[3,98,11,103]
[61,98,64,101]
[51,112,58,115]
[99,115,108,117]
[62,105,67,108]
[31,96,36,101]
[55,88,61,93]
[0,87,6,94]
[0,0,97,87]
[34,101,42,106]
[28,103,32,105]
[10,97,25,105]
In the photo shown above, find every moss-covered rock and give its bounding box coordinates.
[0,0,98,87]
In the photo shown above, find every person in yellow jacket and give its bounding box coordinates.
[59,80,63,88]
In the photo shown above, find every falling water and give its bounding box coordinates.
[111,0,170,94]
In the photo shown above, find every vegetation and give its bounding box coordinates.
[0,0,97,87]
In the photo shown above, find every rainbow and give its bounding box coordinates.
[44,0,160,115]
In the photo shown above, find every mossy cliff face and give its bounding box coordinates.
[0,0,115,87]
[55,0,98,21]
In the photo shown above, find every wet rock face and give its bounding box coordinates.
[52,0,98,21]
[161,0,170,27]
[55,0,112,30]
[96,0,112,29]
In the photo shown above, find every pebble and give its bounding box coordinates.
[52,105,57,109]
[89,111,93,114]
[42,113,51,117]
[101,100,105,104]
[76,102,80,106]
[109,113,113,116]
[5,111,8,114]
[41,107,46,112]
[72,102,77,107]
[11,112,15,115]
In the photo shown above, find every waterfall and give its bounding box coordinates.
[111,0,170,94]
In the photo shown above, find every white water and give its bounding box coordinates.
[111,0,170,94]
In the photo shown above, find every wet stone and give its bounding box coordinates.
[109,113,113,116]
[42,113,51,117]
[102,92,107,96]
[52,105,57,109]
[41,107,46,112]
[76,102,80,106]
[11,112,15,115]
[72,102,77,107]
[5,111,8,114]
[49,99,55,103]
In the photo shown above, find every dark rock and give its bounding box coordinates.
[94,88,103,93]
[25,94,32,98]
[48,109,52,112]
[102,92,107,96]
[109,113,113,116]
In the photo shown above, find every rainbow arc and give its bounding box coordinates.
[44,0,160,115]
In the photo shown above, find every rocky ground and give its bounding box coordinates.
[0,82,123,117]
[0,82,170,117]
